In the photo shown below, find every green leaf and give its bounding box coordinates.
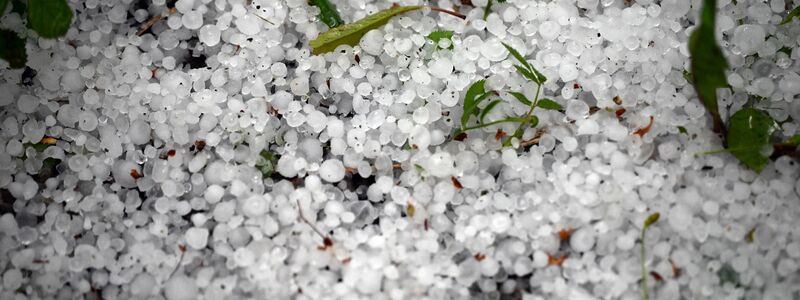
[536,98,563,111]
[677,126,688,135]
[502,42,532,73]
[531,67,547,84]
[726,108,776,172]
[427,30,454,50]
[781,6,800,25]
[257,149,279,177]
[688,0,729,134]
[744,226,755,243]
[310,0,344,28]
[0,29,26,68]
[784,134,800,146]
[479,99,502,124]
[508,92,532,106]
[718,264,740,286]
[643,212,660,228]
[28,0,73,38]
[0,0,7,17]
[513,65,538,83]
[414,163,425,173]
[461,80,486,129]
[309,5,422,55]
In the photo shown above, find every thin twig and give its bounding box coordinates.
[295,198,327,240]
[519,128,546,147]
[429,7,467,19]
[137,7,177,36]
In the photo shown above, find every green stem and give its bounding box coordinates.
[504,83,542,146]
[462,117,528,131]
[641,227,649,300]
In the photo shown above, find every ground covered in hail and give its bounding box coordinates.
[1,0,800,299]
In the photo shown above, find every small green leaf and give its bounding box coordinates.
[677,126,688,135]
[257,149,279,177]
[461,80,486,129]
[727,108,776,172]
[310,0,345,28]
[744,227,756,244]
[531,67,547,84]
[479,100,503,124]
[0,29,26,69]
[508,92,531,106]
[784,135,800,146]
[643,212,660,228]
[309,5,422,55]
[536,98,563,111]
[0,0,8,17]
[527,115,539,128]
[414,163,425,173]
[781,6,800,25]
[718,264,740,286]
[688,0,729,134]
[28,0,73,38]
[427,30,454,50]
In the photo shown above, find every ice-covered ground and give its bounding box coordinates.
[1,0,800,299]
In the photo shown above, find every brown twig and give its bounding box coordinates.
[429,7,467,19]
[137,7,177,36]
[519,128,546,147]
[295,197,327,240]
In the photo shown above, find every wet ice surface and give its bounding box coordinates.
[1,0,800,299]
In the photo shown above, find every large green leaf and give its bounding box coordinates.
[310,0,344,28]
[688,0,728,134]
[309,5,422,54]
[781,6,800,25]
[28,0,73,38]
[0,29,26,68]
[726,108,776,172]
[460,80,486,129]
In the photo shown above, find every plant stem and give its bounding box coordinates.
[462,117,528,131]
[641,227,649,300]
[429,6,466,19]
[504,83,542,146]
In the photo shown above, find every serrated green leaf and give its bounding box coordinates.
[643,212,660,228]
[0,0,8,17]
[427,30,454,50]
[727,108,776,172]
[536,98,563,111]
[0,29,26,68]
[28,0,73,38]
[513,65,538,83]
[310,0,345,28]
[310,5,422,55]
[479,99,502,124]
[781,6,800,25]
[688,0,728,134]
[508,92,531,106]
[502,42,532,72]
[531,67,547,84]
[461,80,486,129]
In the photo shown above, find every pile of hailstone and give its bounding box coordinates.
[1,0,800,299]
